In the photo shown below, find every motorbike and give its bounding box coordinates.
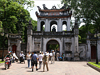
[20,57,25,64]
[5,57,11,70]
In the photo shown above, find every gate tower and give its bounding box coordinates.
[27,4,79,60]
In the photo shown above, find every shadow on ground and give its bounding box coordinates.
[27,70,33,72]
[0,68,6,70]
[17,62,25,64]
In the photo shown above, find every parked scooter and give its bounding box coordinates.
[5,57,11,70]
[20,51,25,64]
[20,57,25,64]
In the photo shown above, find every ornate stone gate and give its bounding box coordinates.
[27,4,79,60]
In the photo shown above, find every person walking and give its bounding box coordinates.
[51,50,55,64]
[26,51,31,68]
[38,51,43,69]
[56,52,60,61]
[31,52,38,72]
[43,52,49,72]
[46,51,50,62]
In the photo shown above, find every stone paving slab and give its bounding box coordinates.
[0,61,100,75]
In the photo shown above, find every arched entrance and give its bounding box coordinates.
[46,40,60,53]
[12,45,17,54]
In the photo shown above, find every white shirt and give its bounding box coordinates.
[46,52,49,56]
[13,53,18,59]
[27,53,31,60]
[50,53,52,56]
[38,54,43,61]
[20,53,25,57]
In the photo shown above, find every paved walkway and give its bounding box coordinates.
[0,60,100,75]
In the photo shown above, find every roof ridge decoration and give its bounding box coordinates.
[51,5,57,9]
[43,4,48,10]
[60,4,66,9]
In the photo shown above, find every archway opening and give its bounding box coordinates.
[62,21,67,31]
[46,40,60,53]
[41,21,45,31]
[50,21,57,32]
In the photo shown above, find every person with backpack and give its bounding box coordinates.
[31,51,38,72]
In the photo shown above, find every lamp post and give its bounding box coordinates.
[94,30,100,64]
[95,31,98,64]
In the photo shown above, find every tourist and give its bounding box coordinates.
[46,51,50,62]
[31,51,38,72]
[41,52,44,57]
[62,53,65,61]
[12,51,18,62]
[43,52,49,72]
[38,51,43,69]
[51,50,55,64]
[56,52,60,61]
[26,51,31,68]
[5,51,13,65]
[20,51,25,63]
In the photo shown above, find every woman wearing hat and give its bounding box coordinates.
[42,52,49,72]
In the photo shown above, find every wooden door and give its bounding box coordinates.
[12,45,17,54]
[91,45,96,59]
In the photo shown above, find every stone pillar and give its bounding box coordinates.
[74,20,79,60]
[27,35,32,52]
[86,40,91,60]
[16,40,21,58]
[37,18,41,31]
[97,39,100,61]
[58,19,62,32]
[27,21,33,53]
[45,19,49,32]
[67,18,70,31]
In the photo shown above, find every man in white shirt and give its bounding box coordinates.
[51,50,55,64]
[38,51,43,69]
[13,51,18,62]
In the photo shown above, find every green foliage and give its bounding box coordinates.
[61,0,100,31]
[0,0,36,47]
[79,24,95,43]
[0,21,3,32]
[88,62,100,68]
[0,61,5,63]
[49,44,59,50]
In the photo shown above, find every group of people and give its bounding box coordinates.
[26,50,56,72]
[4,50,60,72]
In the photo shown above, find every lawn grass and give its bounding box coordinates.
[0,61,5,63]
[88,62,100,68]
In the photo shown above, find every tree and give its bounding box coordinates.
[0,0,36,48]
[61,0,100,32]
[49,44,59,50]
[79,24,95,43]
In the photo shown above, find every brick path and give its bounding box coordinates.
[0,60,100,75]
